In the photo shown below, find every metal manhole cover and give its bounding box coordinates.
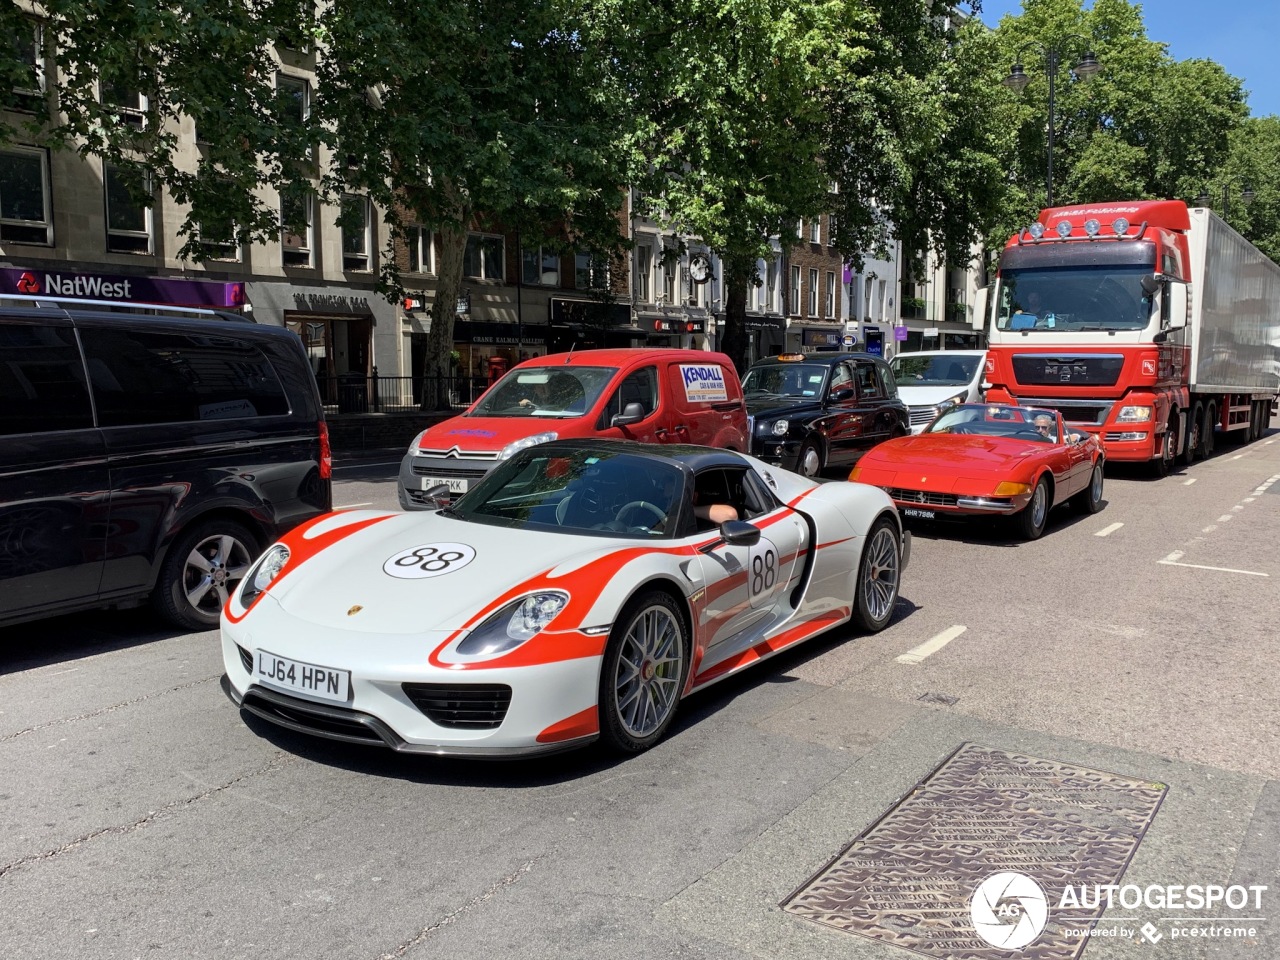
[782,743,1167,959]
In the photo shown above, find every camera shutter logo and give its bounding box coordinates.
[970,871,1049,949]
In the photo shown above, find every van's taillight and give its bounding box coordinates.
[319,421,332,480]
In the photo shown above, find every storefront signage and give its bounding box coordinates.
[894,325,909,341]
[2,267,244,308]
[802,329,842,348]
[456,294,471,316]
[453,319,545,346]
[651,317,705,334]
[292,291,373,314]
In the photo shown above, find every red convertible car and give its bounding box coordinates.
[848,403,1104,540]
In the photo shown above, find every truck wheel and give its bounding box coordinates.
[1181,403,1202,466]
[153,519,260,631]
[1014,477,1050,541]
[1202,403,1216,457]
[1150,417,1176,478]
[796,439,824,478]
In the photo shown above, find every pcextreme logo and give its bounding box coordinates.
[970,871,1049,949]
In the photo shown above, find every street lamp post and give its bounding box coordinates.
[1196,180,1255,225]
[1003,42,1102,207]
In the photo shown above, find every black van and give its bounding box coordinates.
[0,296,332,631]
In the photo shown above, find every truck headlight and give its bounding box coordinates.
[771,419,790,436]
[499,432,558,460]
[455,592,569,658]
[238,544,290,608]
[1116,406,1153,423]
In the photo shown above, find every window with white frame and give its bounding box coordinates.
[101,81,148,129]
[280,191,314,267]
[276,74,310,123]
[790,265,801,315]
[522,245,559,285]
[764,259,778,313]
[795,220,804,241]
[808,269,818,316]
[407,225,433,274]
[660,252,676,302]
[825,272,836,318]
[751,260,766,312]
[11,18,44,101]
[104,164,152,254]
[809,218,821,244]
[199,217,241,261]
[340,194,371,271]
[828,215,836,247]
[0,147,52,244]
[576,251,607,290]
[635,244,653,302]
[464,233,504,280]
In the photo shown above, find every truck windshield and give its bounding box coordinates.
[996,265,1154,332]
[470,366,618,419]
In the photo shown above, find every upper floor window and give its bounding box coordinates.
[407,226,433,274]
[522,245,559,285]
[281,191,315,267]
[0,147,53,245]
[808,268,818,316]
[635,244,653,302]
[276,74,311,123]
[464,234,504,280]
[576,251,607,290]
[340,194,371,271]
[104,164,152,254]
[809,218,821,244]
[661,253,676,302]
[825,272,836,318]
[10,19,44,102]
[790,265,801,315]
[828,215,837,247]
[199,220,241,262]
[102,82,147,129]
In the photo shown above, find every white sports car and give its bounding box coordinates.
[220,439,908,757]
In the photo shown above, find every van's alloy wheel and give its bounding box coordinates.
[153,520,259,630]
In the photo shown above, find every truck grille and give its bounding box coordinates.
[402,683,513,729]
[1011,354,1124,387]
[1020,398,1115,425]
[884,487,959,508]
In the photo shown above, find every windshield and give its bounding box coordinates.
[995,265,1155,332]
[927,404,1061,443]
[470,366,617,418]
[742,364,829,399]
[450,447,685,538]
[891,355,980,386]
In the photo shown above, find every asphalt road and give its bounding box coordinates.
[3,421,1279,960]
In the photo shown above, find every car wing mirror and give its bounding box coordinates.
[720,520,761,546]
[829,386,855,403]
[611,401,646,427]
[423,484,452,509]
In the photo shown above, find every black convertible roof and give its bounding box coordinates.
[532,437,749,473]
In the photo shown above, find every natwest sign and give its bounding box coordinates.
[1,268,244,308]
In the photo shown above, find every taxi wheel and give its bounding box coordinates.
[599,591,690,753]
[851,516,900,633]
[797,439,824,478]
[153,520,259,631]
[1014,477,1050,541]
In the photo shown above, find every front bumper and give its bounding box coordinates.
[888,490,1027,518]
[397,451,497,510]
[751,437,802,472]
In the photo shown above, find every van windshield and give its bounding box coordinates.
[891,355,980,386]
[469,366,618,419]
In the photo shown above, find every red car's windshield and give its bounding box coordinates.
[928,404,1061,443]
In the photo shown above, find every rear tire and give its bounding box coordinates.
[1202,403,1216,458]
[1069,460,1105,514]
[851,516,900,632]
[1014,477,1050,541]
[598,591,690,753]
[153,520,259,631]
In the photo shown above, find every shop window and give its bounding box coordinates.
[464,233,504,280]
[0,324,93,436]
[408,226,433,274]
[77,328,290,427]
[340,194,372,271]
[522,245,559,285]
[0,147,53,245]
[808,269,818,317]
[104,163,153,254]
[790,265,801,315]
[281,191,314,267]
[577,251,607,291]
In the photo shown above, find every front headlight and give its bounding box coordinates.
[499,432,558,460]
[771,419,790,436]
[455,591,569,658]
[238,544,290,607]
[933,393,968,417]
[1116,405,1153,423]
[408,429,428,452]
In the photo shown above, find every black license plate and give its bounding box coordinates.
[901,507,936,520]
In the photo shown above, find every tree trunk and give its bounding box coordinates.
[423,178,469,410]
[720,261,752,375]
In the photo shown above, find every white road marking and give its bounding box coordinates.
[1164,550,1184,562]
[1159,558,1269,577]
[336,502,373,509]
[1267,439,1277,445]
[1217,515,1234,522]
[1231,454,1246,460]
[1183,478,1197,485]
[896,625,967,665]
[1231,505,1244,512]
[1244,497,1256,503]
[1202,525,1217,533]
[1094,522,1124,537]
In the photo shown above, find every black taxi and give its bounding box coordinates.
[744,352,910,477]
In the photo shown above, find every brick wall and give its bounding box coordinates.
[787,215,844,323]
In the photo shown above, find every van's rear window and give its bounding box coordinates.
[78,329,291,427]
[0,323,94,436]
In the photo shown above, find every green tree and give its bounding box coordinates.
[1215,116,1280,263]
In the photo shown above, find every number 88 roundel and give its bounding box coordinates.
[382,542,477,579]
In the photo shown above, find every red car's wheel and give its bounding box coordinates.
[1014,477,1050,541]
[1069,461,1105,514]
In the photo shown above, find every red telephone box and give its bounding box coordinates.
[487,356,509,386]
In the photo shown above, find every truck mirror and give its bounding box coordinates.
[1140,274,1161,296]
[611,401,646,427]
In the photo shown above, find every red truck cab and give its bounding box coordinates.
[397,349,748,508]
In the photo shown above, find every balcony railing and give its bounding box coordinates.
[316,370,491,414]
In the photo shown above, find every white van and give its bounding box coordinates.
[889,350,987,433]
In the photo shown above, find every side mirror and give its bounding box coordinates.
[720,520,761,546]
[829,386,855,403]
[1140,274,1161,296]
[423,484,452,509]
[611,401,646,427]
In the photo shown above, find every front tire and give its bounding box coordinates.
[153,520,259,630]
[1015,477,1050,541]
[796,438,824,478]
[599,591,689,753]
[851,516,901,632]
[1150,415,1177,477]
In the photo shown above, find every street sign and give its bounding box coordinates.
[842,334,856,347]
[455,294,470,316]
[894,325,909,341]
